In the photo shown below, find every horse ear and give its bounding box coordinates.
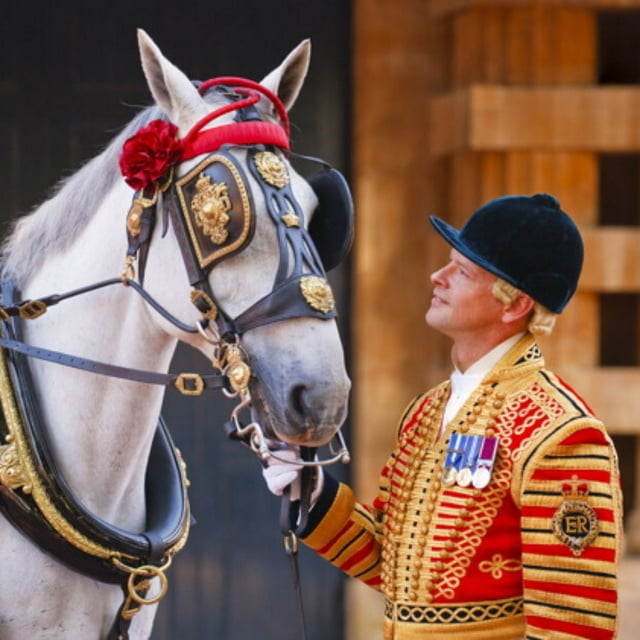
[136,29,208,130]
[260,39,311,111]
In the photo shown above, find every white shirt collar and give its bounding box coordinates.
[461,331,525,378]
[443,332,525,431]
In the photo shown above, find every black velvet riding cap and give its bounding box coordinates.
[430,194,583,313]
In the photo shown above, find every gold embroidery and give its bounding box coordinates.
[381,381,513,604]
[384,596,524,624]
[552,475,600,556]
[479,554,522,580]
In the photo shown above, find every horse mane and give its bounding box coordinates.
[0,105,163,285]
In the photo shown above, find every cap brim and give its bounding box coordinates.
[429,215,517,286]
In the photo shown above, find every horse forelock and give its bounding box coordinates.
[0,105,164,285]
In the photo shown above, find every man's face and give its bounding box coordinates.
[425,248,504,340]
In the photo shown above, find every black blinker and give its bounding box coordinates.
[307,168,354,272]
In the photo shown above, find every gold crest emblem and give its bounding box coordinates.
[300,276,335,314]
[254,151,290,188]
[190,173,232,245]
[552,475,600,556]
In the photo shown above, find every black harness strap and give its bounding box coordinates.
[0,276,230,395]
[0,335,226,394]
[0,277,199,334]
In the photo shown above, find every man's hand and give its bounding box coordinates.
[262,447,305,500]
[262,444,324,503]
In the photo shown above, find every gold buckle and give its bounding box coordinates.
[190,290,218,320]
[19,300,47,320]
[174,373,205,396]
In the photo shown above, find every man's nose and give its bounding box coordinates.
[430,264,448,286]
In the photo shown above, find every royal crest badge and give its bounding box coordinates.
[552,475,600,556]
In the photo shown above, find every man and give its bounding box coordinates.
[264,194,623,639]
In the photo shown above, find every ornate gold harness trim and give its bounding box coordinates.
[0,348,137,560]
[0,347,190,563]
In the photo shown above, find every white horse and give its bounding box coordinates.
[0,30,350,639]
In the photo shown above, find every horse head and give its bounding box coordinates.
[128,30,352,448]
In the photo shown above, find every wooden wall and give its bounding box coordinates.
[351,1,640,637]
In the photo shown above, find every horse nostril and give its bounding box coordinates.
[290,384,309,421]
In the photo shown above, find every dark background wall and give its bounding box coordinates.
[0,3,352,638]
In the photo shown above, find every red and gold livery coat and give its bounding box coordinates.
[301,335,623,639]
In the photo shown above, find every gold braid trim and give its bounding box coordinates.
[384,596,524,624]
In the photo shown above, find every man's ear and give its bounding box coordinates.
[502,292,535,324]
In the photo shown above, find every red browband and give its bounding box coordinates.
[179,76,291,160]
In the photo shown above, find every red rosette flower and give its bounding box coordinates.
[119,120,182,191]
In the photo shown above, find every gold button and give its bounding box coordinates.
[409,591,418,601]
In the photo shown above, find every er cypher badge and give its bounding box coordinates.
[552,475,600,556]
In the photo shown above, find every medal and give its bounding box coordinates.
[472,467,491,489]
[471,436,499,489]
[457,466,472,487]
[442,466,458,486]
[456,435,480,488]
[442,432,465,486]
